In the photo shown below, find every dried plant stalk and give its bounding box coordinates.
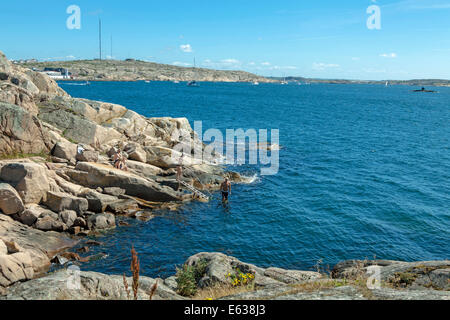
[149,282,158,300]
[123,273,131,300]
[131,246,140,300]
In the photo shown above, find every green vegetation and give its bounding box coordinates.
[0,151,50,161]
[61,129,78,144]
[175,259,209,297]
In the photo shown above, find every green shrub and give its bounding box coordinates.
[176,259,208,297]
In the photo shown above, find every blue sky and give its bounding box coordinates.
[1,0,449,80]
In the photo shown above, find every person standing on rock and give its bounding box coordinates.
[176,154,184,190]
[221,178,231,202]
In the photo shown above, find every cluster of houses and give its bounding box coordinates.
[12,59,73,80]
[39,67,72,80]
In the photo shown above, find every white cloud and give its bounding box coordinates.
[312,62,340,71]
[172,61,192,67]
[363,68,387,73]
[380,53,397,58]
[202,58,242,69]
[261,62,271,66]
[180,44,193,53]
[351,57,360,61]
[221,59,240,64]
[269,65,298,70]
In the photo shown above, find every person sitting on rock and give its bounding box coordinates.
[113,149,128,171]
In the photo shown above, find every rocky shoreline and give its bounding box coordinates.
[0,50,449,300]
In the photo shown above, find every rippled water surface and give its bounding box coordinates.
[59,81,450,277]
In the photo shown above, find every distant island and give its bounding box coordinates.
[20,59,274,83]
[270,76,450,87]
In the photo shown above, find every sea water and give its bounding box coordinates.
[59,81,450,277]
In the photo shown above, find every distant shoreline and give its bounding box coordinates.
[20,59,449,86]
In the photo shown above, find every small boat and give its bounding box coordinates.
[413,87,437,93]
[85,81,90,86]
[252,81,259,86]
[187,80,199,87]
[385,81,389,87]
[188,58,199,87]
[145,80,151,83]
[173,80,180,84]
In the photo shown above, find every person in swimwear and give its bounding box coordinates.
[220,178,231,202]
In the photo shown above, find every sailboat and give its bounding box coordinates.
[280,76,288,85]
[385,81,389,87]
[187,58,199,87]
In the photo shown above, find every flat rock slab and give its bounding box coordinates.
[0,214,77,274]
[332,259,450,291]
[3,270,186,300]
[66,162,180,202]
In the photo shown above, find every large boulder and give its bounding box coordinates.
[58,210,77,228]
[123,142,147,163]
[103,187,125,197]
[0,183,24,215]
[66,162,180,202]
[87,213,116,230]
[0,162,50,204]
[0,251,34,288]
[0,51,12,73]
[43,191,88,214]
[0,83,38,115]
[34,216,67,232]
[76,150,99,163]
[37,102,122,148]
[78,99,128,124]
[52,140,77,161]
[23,69,68,97]
[126,160,164,178]
[16,204,55,227]
[184,253,323,290]
[81,190,120,213]
[144,146,179,169]
[0,102,51,155]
